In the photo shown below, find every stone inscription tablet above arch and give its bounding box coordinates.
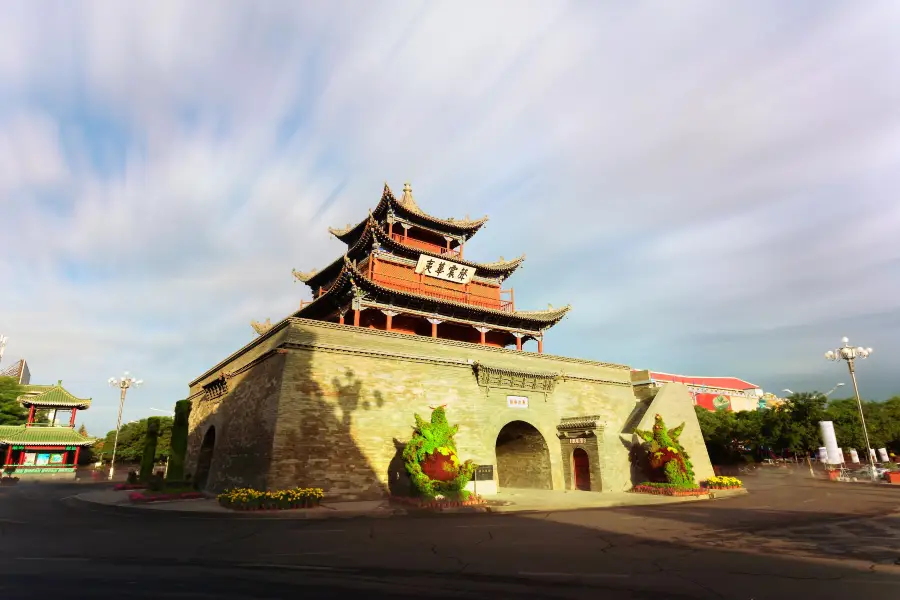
[472,362,560,395]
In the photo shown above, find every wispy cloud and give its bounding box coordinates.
[2,0,900,434]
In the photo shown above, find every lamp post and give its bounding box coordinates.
[825,337,875,481]
[107,372,143,481]
[782,383,844,397]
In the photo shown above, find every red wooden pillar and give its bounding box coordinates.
[353,309,361,327]
[69,408,77,427]
[27,406,35,426]
[73,446,81,467]
[338,312,345,325]
[4,445,12,466]
[515,333,523,351]
[476,326,489,345]
[383,311,395,331]
[537,337,544,354]
[427,318,441,338]
[480,330,486,345]
[18,451,26,465]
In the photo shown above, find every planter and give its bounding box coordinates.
[707,485,742,490]
[826,470,841,481]
[113,483,147,491]
[129,491,205,503]
[631,485,706,497]
[389,495,486,510]
[885,471,900,484]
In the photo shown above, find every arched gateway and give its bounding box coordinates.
[495,421,552,489]
[195,426,216,490]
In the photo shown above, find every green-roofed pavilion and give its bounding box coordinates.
[2,380,94,479]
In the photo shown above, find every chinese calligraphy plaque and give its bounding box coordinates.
[414,254,476,284]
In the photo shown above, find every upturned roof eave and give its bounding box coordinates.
[329,183,489,246]
[301,220,525,291]
[295,258,570,329]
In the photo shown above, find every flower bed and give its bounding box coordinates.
[129,490,205,503]
[705,476,743,490]
[631,482,707,497]
[114,483,147,491]
[217,487,325,511]
[390,495,486,510]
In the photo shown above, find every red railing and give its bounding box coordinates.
[390,233,460,257]
[371,273,514,312]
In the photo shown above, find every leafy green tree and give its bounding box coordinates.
[764,392,828,454]
[0,376,26,425]
[100,416,174,464]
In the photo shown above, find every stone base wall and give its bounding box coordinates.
[185,319,714,498]
[185,351,286,493]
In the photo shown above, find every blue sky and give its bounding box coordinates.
[2,1,900,436]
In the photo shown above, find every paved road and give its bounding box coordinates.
[1,469,899,599]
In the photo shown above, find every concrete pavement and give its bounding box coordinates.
[1,469,899,599]
[71,485,714,517]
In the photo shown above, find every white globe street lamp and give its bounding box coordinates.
[107,372,143,481]
[825,337,876,480]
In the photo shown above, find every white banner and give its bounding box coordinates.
[878,448,890,462]
[819,421,842,465]
[849,449,860,463]
[414,255,475,284]
[817,447,828,462]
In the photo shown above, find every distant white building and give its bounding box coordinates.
[631,370,783,412]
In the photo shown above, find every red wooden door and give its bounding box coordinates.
[573,448,591,491]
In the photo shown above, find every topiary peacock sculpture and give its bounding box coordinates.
[634,413,697,487]
[402,405,476,500]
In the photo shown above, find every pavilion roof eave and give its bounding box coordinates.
[17,384,92,409]
[0,425,95,446]
[294,258,571,330]
[298,219,526,291]
[328,183,488,246]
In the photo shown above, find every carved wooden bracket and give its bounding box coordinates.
[472,362,560,395]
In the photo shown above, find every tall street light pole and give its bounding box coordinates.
[107,372,143,481]
[825,337,875,481]
[0,335,7,366]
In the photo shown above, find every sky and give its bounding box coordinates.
[2,1,900,436]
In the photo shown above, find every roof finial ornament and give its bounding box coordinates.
[399,181,423,213]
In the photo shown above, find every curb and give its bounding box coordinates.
[68,493,407,520]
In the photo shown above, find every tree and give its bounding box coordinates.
[0,376,26,426]
[100,416,174,465]
[77,424,88,437]
[139,417,161,482]
[764,392,828,454]
[166,400,191,482]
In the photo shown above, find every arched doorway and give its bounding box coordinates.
[195,426,216,490]
[495,421,552,489]
[573,448,591,491]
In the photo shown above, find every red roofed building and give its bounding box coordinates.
[631,370,782,412]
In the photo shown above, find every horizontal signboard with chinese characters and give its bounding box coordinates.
[414,254,475,284]
[507,395,528,409]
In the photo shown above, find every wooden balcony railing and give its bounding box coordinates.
[390,233,460,257]
[371,273,514,312]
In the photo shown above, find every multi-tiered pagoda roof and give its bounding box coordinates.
[267,182,569,351]
[1,380,94,477]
